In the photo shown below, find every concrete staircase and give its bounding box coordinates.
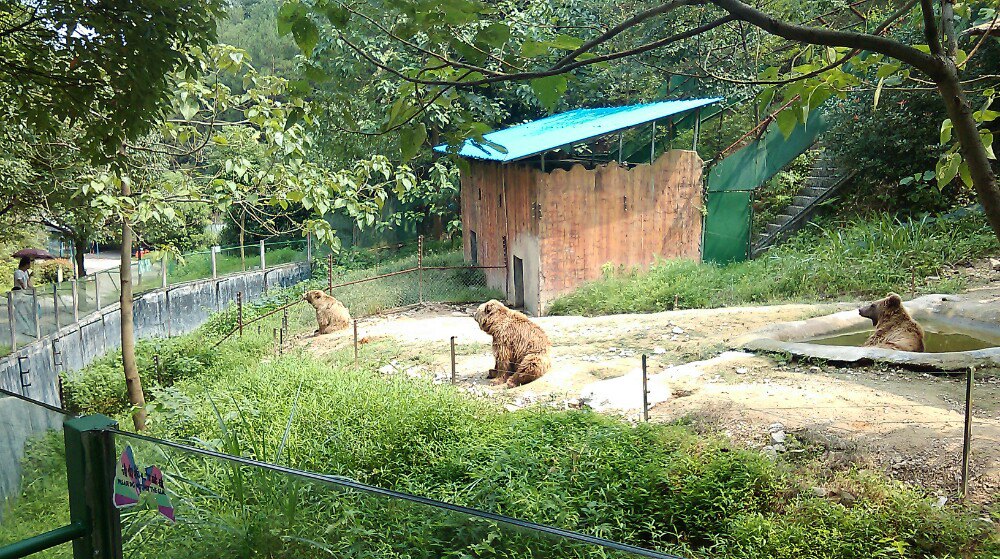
[751,149,852,257]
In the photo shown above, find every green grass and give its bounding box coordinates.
[549,212,999,315]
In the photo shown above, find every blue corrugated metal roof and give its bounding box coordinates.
[433,97,721,162]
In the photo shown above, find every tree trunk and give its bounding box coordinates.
[120,181,147,431]
[73,239,87,277]
[936,61,1000,243]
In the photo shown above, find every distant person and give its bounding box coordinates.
[12,257,32,290]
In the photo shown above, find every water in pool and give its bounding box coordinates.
[808,329,995,353]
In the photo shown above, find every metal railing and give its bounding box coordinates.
[0,387,685,559]
[1,240,309,355]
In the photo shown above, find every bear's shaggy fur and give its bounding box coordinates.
[474,299,551,387]
[303,290,351,335]
[858,292,925,352]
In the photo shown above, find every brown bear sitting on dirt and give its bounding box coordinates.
[474,299,551,387]
[858,292,925,352]
[303,290,351,335]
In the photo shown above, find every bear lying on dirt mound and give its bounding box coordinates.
[474,299,551,387]
[303,290,351,335]
[859,292,925,352]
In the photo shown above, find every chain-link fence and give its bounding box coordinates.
[219,238,504,345]
[1,240,309,355]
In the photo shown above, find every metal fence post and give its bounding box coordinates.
[94,274,102,309]
[961,367,974,498]
[237,292,244,337]
[353,319,358,365]
[259,241,266,271]
[641,354,649,422]
[160,255,168,289]
[211,246,219,279]
[306,232,313,263]
[450,336,457,384]
[72,280,79,322]
[327,253,334,292]
[64,414,123,559]
[7,292,15,352]
[53,284,61,331]
[418,235,424,304]
[31,288,41,338]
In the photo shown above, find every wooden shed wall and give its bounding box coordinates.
[461,162,542,299]
[537,150,704,306]
[461,149,703,314]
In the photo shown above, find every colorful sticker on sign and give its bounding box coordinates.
[113,445,174,521]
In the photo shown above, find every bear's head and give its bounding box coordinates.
[303,290,324,304]
[858,292,903,326]
[475,299,505,332]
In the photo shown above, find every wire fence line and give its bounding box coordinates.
[218,236,505,346]
[2,239,309,355]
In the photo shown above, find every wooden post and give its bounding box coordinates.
[641,354,649,422]
[450,336,457,384]
[7,292,16,352]
[353,319,359,365]
[52,284,61,331]
[211,246,219,278]
[418,235,424,304]
[961,367,974,498]
[237,291,244,337]
[71,279,79,322]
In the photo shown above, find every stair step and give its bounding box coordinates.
[774,214,794,225]
[805,175,838,185]
[802,186,829,197]
[792,195,815,207]
[787,205,807,214]
[765,223,782,234]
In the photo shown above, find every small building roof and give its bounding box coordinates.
[433,97,721,162]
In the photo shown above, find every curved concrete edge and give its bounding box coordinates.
[736,293,1000,371]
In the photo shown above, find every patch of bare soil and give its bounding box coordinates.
[299,299,1000,504]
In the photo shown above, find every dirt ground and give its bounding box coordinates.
[299,286,1000,505]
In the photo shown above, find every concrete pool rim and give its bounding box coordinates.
[735,293,1000,371]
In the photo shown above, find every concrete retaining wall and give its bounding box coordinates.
[0,263,309,408]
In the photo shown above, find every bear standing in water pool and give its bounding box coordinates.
[858,292,925,352]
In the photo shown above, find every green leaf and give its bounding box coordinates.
[981,129,996,159]
[399,123,428,161]
[179,99,199,121]
[775,109,798,139]
[940,119,953,144]
[936,152,961,188]
[474,23,510,48]
[899,175,914,185]
[875,63,900,78]
[277,1,305,36]
[530,75,567,111]
[873,77,885,109]
[521,40,549,58]
[323,4,350,28]
[292,17,320,57]
[959,160,973,186]
[548,34,584,51]
[756,87,776,114]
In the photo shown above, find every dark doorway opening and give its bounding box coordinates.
[513,256,525,308]
[470,230,478,264]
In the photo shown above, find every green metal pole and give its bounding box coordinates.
[0,523,86,559]
[64,414,123,559]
